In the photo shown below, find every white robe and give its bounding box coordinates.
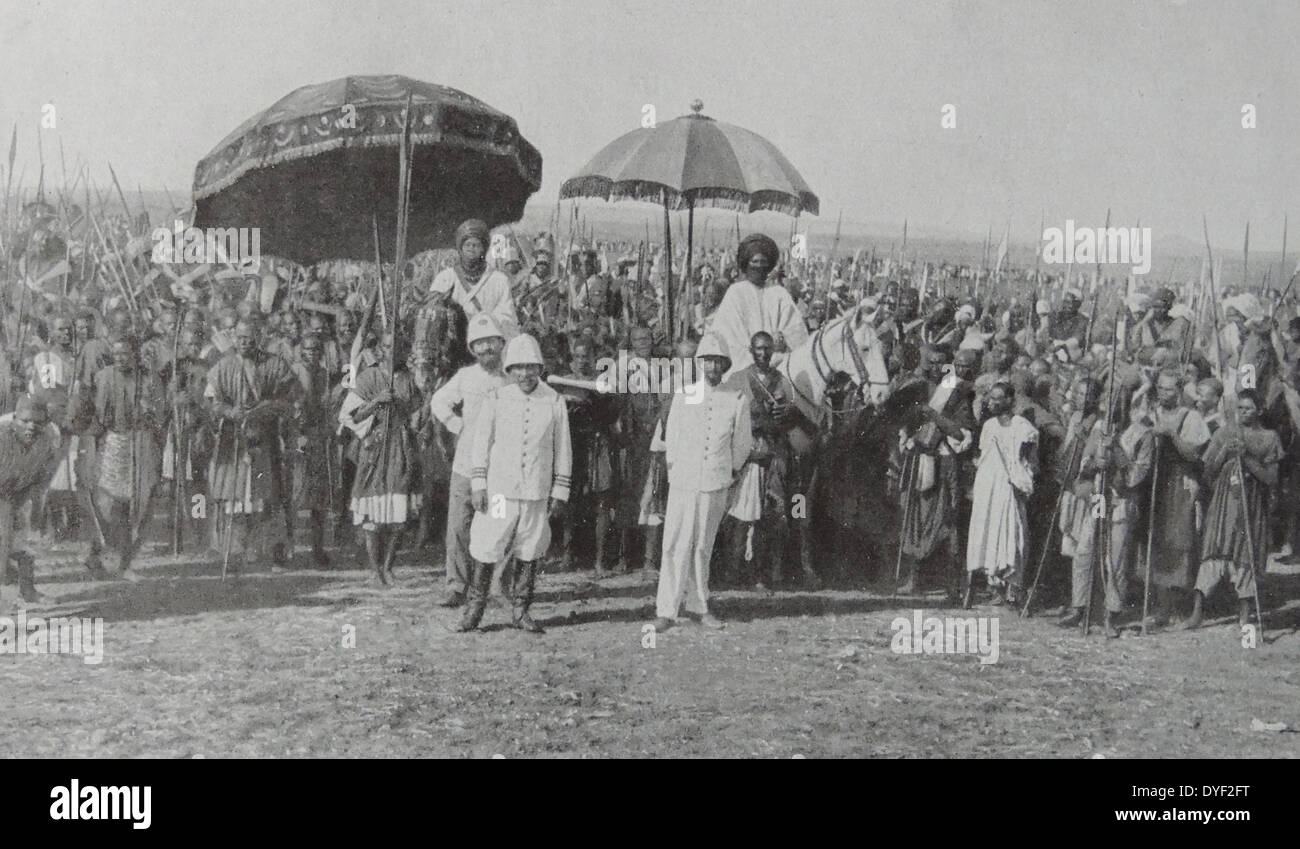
[709,280,809,377]
[966,415,1037,583]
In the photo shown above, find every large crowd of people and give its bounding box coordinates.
[3,201,1298,641]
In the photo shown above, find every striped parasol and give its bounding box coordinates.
[560,100,817,336]
[560,100,818,216]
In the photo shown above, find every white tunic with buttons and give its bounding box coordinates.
[428,363,509,479]
[470,381,573,503]
[659,379,753,493]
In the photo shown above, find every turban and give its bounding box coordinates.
[1125,293,1151,313]
[736,233,780,271]
[454,219,490,249]
[1223,293,1263,323]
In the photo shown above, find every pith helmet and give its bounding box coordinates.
[695,333,732,366]
[503,333,544,369]
[466,313,504,352]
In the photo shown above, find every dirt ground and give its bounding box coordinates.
[3,535,1300,759]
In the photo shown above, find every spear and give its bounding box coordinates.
[827,209,843,295]
[1085,208,1111,349]
[1278,214,1287,300]
[107,162,135,233]
[4,124,15,234]
[1203,216,1225,376]
[1243,220,1250,292]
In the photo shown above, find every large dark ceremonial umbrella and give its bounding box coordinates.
[192,75,542,263]
[559,99,817,333]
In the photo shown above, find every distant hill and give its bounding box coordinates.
[124,190,1283,289]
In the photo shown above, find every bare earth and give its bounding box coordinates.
[3,539,1300,759]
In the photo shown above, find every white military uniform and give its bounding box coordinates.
[468,379,573,563]
[430,266,520,340]
[654,338,753,620]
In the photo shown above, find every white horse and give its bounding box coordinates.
[776,304,892,454]
[731,305,893,586]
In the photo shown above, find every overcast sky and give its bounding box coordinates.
[2,0,1295,248]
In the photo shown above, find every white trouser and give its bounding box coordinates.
[656,485,728,619]
[470,497,551,563]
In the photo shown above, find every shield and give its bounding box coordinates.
[192,75,542,264]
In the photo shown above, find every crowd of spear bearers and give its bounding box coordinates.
[2,195,1298,642]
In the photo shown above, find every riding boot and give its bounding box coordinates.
[363,530,388,586]
[511,559,545,633]
[455,559,492,632]
[1178,590,1204,630]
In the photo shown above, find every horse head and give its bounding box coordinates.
[845,305,892,407]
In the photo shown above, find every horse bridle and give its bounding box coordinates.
[808,312,888,394]
[779,312,878,416]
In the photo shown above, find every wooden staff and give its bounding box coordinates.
[171,311,185,556]
[221,424,241,581]
[662,189,673,341]
[1232,437,1266,636]
[1140,438,1159,635]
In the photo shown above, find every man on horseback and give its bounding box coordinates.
[708,234,808,377]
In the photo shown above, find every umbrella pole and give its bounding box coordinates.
[662,190,674,343]
[683,196,694,339]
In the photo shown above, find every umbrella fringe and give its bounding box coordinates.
[560,177,815,217]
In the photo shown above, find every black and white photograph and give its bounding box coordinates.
[1,0,1297,781]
